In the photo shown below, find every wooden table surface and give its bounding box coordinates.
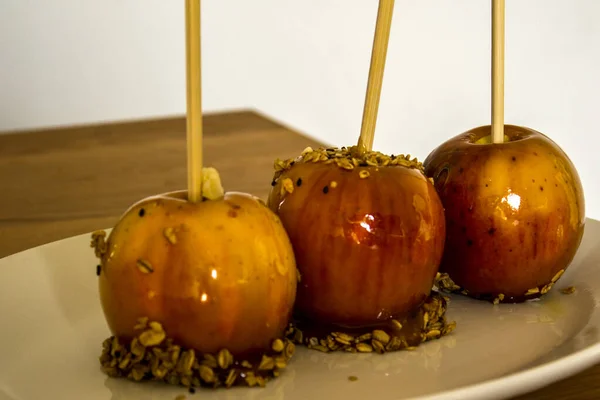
[0,110,597,399]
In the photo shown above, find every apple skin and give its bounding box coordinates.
[268,160,446,327]
[98,190,297,356]
[423,125,585,301]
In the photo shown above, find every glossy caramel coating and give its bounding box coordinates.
[424,125,585,300]
[98,190,297,356]
[268,162,445,327]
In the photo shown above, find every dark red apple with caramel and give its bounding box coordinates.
[268,146,446,328]
[93,169,298,358]
[424,125,585,302]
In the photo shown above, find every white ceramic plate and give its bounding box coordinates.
[1,219,600,400]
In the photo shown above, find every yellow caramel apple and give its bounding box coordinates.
[94,178,298,357]
[424,125,585,302]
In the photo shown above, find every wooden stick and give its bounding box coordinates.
[185,0,203,202]
[491,0,505,143]
[357,0,395,154]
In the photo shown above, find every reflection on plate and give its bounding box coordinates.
[0,219,599,400]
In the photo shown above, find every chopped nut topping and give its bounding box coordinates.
[390,319,402,330]
[493,294,505,305]
[551,269,565,283]
[100,322,294,389]
[136,259,154,274]
[272,146,424,183]
[201,167,224,200]
[281,178,294,196]
[561,286,576,295]
[435,271,564,304]
[91,230,108,259]
[163,227,177,245]
[434,272,461,292]
[287,292,455,355]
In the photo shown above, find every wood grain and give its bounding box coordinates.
[0,110,597,399]
[0,110,321,258]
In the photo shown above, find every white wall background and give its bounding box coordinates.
[1,0,599,218]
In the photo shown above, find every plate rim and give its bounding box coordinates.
[412,339,600,400]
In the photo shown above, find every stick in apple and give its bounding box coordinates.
[356,0,395,155]
[185,0,203,203]
[491,0,505,143]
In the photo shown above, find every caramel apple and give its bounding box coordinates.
[269,147,454,351]
[92,169,298,388]
[424,125,585,302]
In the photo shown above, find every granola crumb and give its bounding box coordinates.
[560,286,576,295]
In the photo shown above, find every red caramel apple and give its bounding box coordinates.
[424,125,585,302]
[93,170,297,358]
[268,146,446,329]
